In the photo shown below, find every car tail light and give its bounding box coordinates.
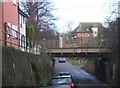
[69,83,75,88]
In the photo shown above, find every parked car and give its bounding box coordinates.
[48,76,76,88]
[57,72,72,77]
[58,58,66,63]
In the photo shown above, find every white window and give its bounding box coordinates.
[21,16,24,27]
[19,14,21,24]
[13,0,16,5]
[91,27,98,37]
[12,25,17,38]
[23,17,25,23]
[23,17,26,23]
[74,35,76,39]
[66,37,69,40]
[19,14,22,28]
[70,43,72,47]
[21,16,23,23]
[21,35,25,48]
[7,23,11,37]
[72,37,74,40]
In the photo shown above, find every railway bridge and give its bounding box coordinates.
[46,47,112,57]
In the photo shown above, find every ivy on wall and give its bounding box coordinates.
[26,26,34,48]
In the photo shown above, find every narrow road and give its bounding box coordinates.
[55,60,111,88]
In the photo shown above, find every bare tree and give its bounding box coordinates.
[19,0,57,44]
[65,21,74,33]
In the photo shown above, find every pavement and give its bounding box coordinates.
[55,60,111,88]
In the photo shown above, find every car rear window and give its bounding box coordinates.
[50,78,72,85]
[59,73,70,76]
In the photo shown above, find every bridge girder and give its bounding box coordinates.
[48,52,111,58]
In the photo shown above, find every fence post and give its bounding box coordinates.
[4,23,7,46]
[18,31,20,50]
[8,26,12,47]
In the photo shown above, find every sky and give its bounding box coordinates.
[51,0,115,33]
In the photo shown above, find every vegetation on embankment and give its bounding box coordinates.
[81,59,96,75]
[70,56,119,86]
[67,59,87,66]
[2,46,54,86]
[67,58,95,75]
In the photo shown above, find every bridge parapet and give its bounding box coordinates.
[47,47,111,54]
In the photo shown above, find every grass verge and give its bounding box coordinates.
[67,59,86,66]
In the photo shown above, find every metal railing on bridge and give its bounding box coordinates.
[47,47,112,54]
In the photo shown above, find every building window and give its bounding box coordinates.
[74,35,76,39]
[66,37,69,40]
[70,43,72,47]
[12,25,17,38]
[21,16,23,27]
[91,27,98,37]
[7,23,11,37]
[19,14,22,28]
[13,0,16,5]
[23,17,25,23]
[21,35,25,48]
[72,37,74,40]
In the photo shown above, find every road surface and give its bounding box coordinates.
[54,60,111,88]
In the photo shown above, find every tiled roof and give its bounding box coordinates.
[72,22,106,33]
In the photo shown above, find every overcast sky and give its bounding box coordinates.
[52,0,115,33]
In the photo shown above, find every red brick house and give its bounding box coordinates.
[1,1,28,50]
[61,22,106,48]
[1,1,19,49]
[0,2,2,39]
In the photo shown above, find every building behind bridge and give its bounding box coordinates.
[60,22,111,48]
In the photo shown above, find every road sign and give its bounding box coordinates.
[75,48,82,54]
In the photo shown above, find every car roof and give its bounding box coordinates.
[51,76,71,79]
[59,72,71,74]
[59,57,65,59]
